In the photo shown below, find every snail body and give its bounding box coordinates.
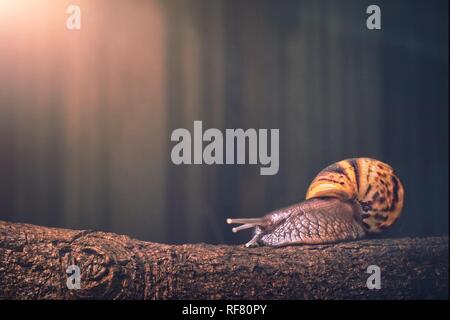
[227,158,404,247]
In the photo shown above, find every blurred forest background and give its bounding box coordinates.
[0,0,448,244]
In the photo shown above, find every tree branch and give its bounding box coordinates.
[0,220,447,299]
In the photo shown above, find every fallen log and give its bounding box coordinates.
[0,220,447,299]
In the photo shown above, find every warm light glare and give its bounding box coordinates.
[0,0,166,237]
[0,0,56,23]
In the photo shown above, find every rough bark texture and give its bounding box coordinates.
[0,220,448,299]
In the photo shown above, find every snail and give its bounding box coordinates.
[227,158,404,247]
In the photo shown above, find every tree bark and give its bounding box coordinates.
[0,220,448,299]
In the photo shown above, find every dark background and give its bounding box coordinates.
[0,0,448,245]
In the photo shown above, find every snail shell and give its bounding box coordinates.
[227,158,405,247]
[306,158,404,233]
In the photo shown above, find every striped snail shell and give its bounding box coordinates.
[227,158,405,247]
